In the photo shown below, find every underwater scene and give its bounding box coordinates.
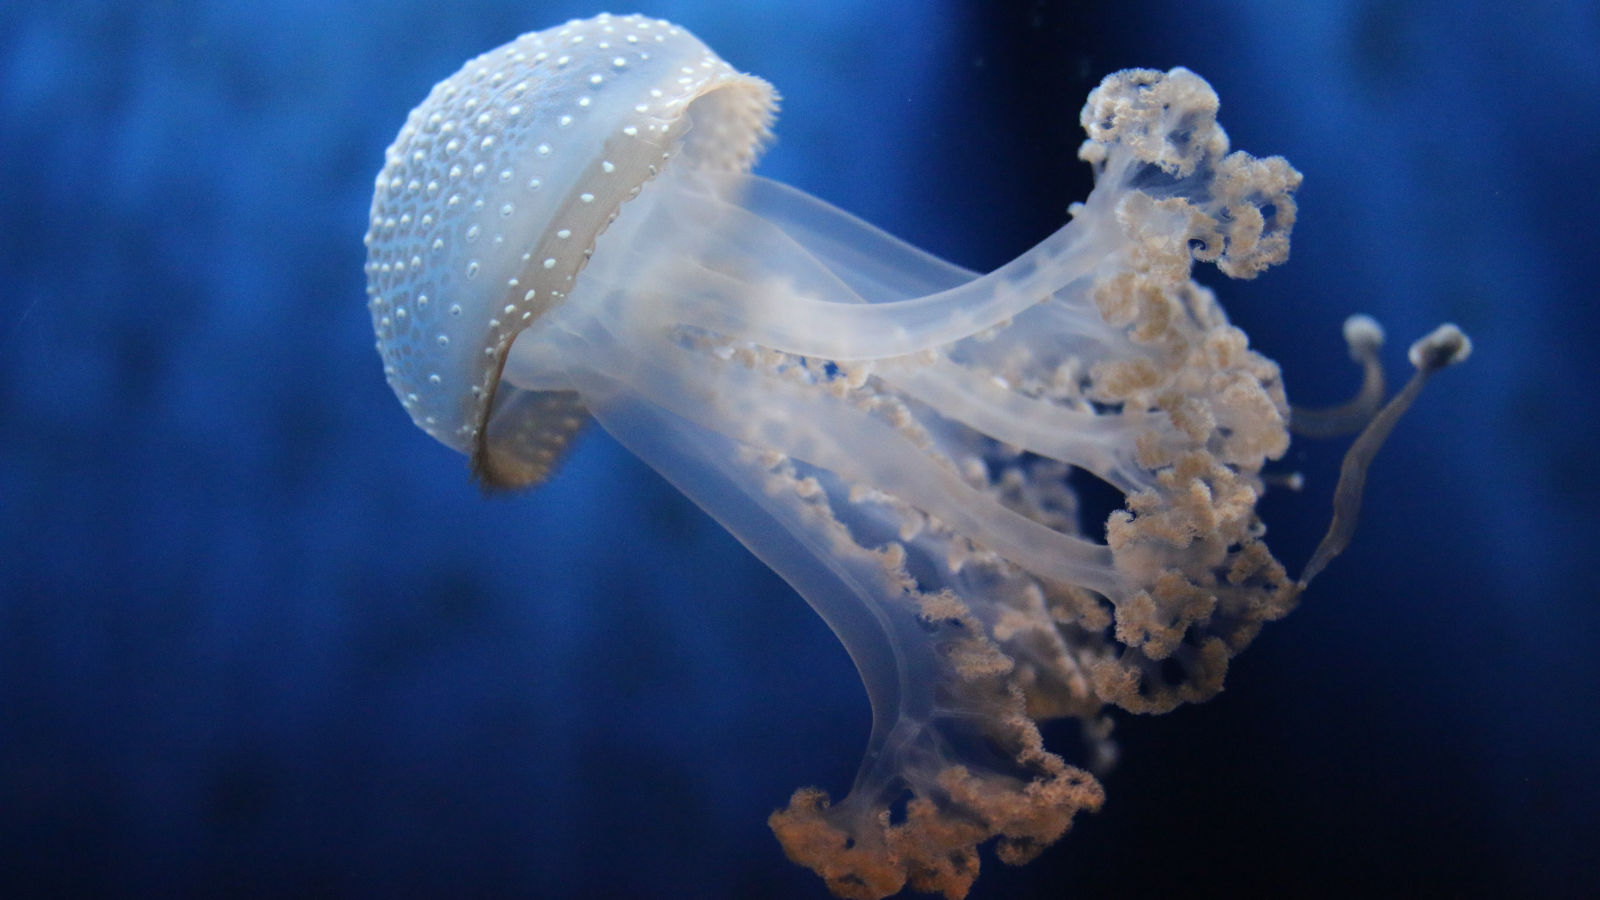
[2,1,1596,898]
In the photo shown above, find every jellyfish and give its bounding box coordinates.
[364,13,1468,900]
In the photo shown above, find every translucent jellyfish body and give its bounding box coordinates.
[364,13,1429,900]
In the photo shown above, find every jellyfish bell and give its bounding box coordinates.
[364,14,777,486]
[365,13,1467,900]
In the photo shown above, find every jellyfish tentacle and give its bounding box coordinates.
[725,173,979,303]
[619,167,1119,360]
[1297,324,1471,588]
[878,359,1162,495]
[1290,314,1388,437]
[554,324,1125,595]
[571,365,1106,900]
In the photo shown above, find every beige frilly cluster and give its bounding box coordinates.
[766,68,1308,898]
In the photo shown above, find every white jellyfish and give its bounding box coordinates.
[364,13,1468,900]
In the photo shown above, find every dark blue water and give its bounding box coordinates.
[2,1,1595,897]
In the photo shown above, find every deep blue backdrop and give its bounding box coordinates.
[2,1,1596,898]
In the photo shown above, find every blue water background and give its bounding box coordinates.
[2,1,1595,897]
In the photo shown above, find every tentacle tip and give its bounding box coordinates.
[1264,470,1304,492]
[1342,314,1384,357]
[1407,323,1472,373]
